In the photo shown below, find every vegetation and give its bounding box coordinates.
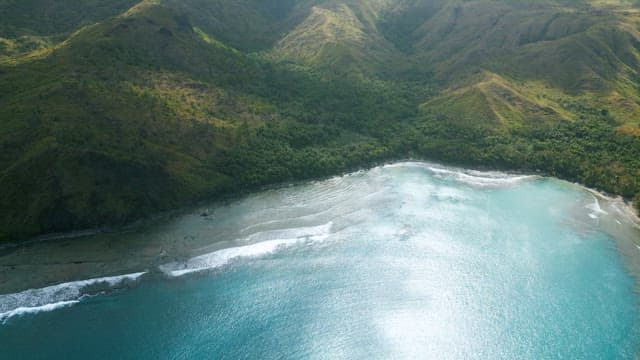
[1,0,640,242]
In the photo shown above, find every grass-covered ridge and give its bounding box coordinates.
[1,0,640,242]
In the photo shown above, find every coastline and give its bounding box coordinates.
[2,161,640,297]
[0,156,556,249]
[582,186,640,229]
[5,155,635,251]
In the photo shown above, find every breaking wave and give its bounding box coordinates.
[160,222,333,277]
[0,272,146,323]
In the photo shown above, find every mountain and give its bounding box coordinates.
[1,0,640,242]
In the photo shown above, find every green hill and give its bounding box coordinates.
[1,0,640,242]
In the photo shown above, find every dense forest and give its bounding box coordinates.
[1,0,640,242]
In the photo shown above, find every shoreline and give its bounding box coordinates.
[581,186,640,229]
[1,161,639,297]
[0,156,578,250]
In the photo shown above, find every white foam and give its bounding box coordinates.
[160,223,333,277]
[0,300,79,323]
[579,187,640,230]
[0,272,146,323]
[160,238,300,277]
[385,162,535,187]
[427,166,534,187]
[585,196,609,220]
[586,197,608,215]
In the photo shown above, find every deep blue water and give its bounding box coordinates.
[1,163,639,359]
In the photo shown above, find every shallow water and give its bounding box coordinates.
[1,162,640,359]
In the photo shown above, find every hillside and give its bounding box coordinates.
[1,0,640,242]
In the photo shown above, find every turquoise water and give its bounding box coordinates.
[1,163,640,359]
